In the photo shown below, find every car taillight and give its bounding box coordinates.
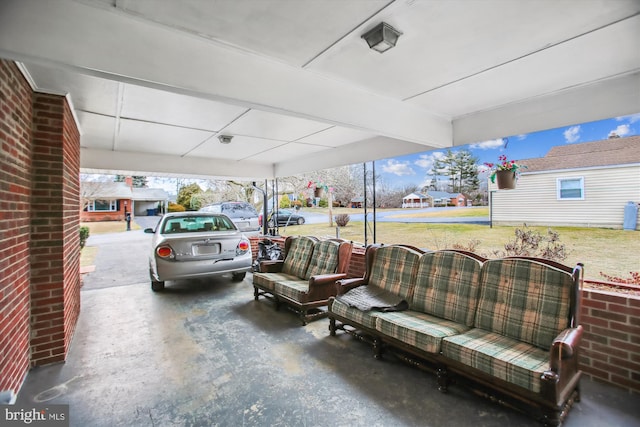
[258,214,263,226]
[237,239,250,254]
[156,245,173,258]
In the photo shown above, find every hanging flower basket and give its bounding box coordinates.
[495,170,517,190]
[485,155,525,190]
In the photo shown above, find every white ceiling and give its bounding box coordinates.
[0,0,638,180]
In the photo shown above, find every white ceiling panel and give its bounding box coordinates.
[186,135,284,162]
[77,111,115,150]
[113,0,391,66]
[116,120,213,156]
[120,84,247,131]
[307,0,640,102]
[413,15,640,117]
[224,110,333,142]
[297,127,375,148]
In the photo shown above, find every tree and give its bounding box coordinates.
[428,149,479,194]
[115,175,148,188]
[176,183,203,210]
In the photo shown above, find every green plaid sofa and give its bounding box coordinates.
[328,245,583,426]
[253,236,352,324]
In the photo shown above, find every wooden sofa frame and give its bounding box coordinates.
[254,236,352,324]
[328,244,584,426]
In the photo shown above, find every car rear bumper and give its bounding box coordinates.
[153,252,252,282]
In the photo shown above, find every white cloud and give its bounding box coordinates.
[563,125,581,143]
[381,159,415,176]
[616,113,640,124]
[517,134,527,140]
[608,124,631,138]
[468,139,505,150]
[414,151,445,170]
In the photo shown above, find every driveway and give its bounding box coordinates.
[81,215,160,290]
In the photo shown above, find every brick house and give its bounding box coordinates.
[80,178,169,222]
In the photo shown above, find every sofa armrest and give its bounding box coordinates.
[550,325,583,363]
[335,277,366,296]
[259,260,284,273]
[306,273,347,301]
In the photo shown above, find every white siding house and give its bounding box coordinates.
[490,136,640,229]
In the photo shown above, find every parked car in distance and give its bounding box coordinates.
[267,209,305,227]
[144,212,252,291]
[200,202,260,236]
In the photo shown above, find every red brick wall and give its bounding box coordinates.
[30,93,80,366]
[61,99,81,355]
[580,289,640,393]
[0,60,33,394]
[0,59,81,394]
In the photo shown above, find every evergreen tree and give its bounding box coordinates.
[428,149,480,193]
[115,175,148,188]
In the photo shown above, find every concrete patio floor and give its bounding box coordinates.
[15,229,640,426]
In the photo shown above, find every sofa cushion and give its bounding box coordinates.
[442,328,549,393]
[273,279,310,303]
[253,272,299,291]
[304,240,340,279]
[375,311,470,354]
[281,236,315,279]
[368,246,421,301]
[411,251,483,327]
[474,258,573,350]
[329,297,382,330]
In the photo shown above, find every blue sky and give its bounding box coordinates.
[379,112,640,189]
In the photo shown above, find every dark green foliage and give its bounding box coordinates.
[79,226,90,249]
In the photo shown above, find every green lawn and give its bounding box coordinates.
[277,219,639,281]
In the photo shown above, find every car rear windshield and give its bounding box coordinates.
[222,203,258,218]
[162,215,236,234]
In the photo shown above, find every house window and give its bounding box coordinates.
[87,199,117,211]
[557,177,584,200]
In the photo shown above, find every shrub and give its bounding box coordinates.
[318,198,328,208]
[79,226,90,249]
[490,225,568,262]
[168,202,185,212]
[334,213,350,227]
[279,196,291,208]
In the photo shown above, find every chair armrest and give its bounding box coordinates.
[259,260,284,273]
[335,277,367,296]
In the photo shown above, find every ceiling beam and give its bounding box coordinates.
[81,148,274,180]
[453,72,640,145]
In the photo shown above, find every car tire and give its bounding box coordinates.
[232,272,246,282]
[297,217,305,225]
[151,280,165,292]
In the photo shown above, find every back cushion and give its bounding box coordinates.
[411,251,483,326]
[304,240,341,280]
[368,246,421,300]
[281,237,315,279]
[474,258,573,350]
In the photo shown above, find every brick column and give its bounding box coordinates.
[0,60,33,394]
[30,93,81,366]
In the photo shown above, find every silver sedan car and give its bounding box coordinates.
[145,212,252,291]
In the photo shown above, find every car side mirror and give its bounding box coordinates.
[144,228,155,234]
